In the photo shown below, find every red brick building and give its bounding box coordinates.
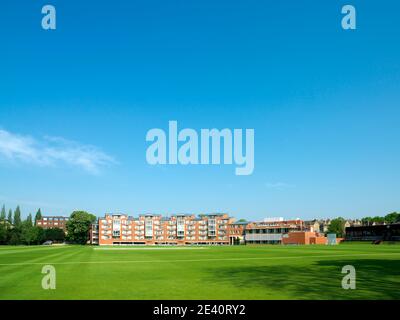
[36,216,69,231]
[90,213,235,245]
[282,231,327,245]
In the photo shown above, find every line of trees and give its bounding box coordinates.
[360,212,400,226]
[0,205,96,245]
[0,205,65,245]
[327,212,400,238]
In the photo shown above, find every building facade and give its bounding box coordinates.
[282,231,328,245]
[90,213,234,245]
[36,216,69,231]
[244,219,304,244]
[345,224,400,242]
[228,221,248,245]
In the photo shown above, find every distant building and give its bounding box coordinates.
[319,219,331,233]
[228,221,248,245]
[91,213,235,245]
[304,220,321,233]
[36,216,69,231]
[244,219,304,244]
[282,231,327,245]
[345,224,400,242]
[263,217,284,223]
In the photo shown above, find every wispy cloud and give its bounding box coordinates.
[0,129,116,174]
[264,182,295,190]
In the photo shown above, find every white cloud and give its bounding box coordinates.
[0,129,116,174]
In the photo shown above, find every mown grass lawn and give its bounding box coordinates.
[0,243,399,300]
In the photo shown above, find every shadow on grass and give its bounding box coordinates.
[206,259,400,299]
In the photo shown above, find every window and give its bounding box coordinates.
[112,218,121,237]
[145,218,153,237]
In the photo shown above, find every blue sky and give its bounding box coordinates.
[0,0,399,220]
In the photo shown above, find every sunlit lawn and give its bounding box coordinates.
[0,243,399,299]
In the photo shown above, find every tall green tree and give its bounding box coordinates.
[7,209,12,225]
[327,217,346,238]
[13,206,22,228]
[8,228,21,245]
[0,205,6,221]
[66,211,96,244]
[34,208,42,225]
[31,226,45,245]
[21,219,34,245]
[25,213,33,227]
[0,223,7,244]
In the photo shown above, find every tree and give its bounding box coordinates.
[384,212,400,224]
[20,214,35,245]
[44,228,65,243]
[0,205,6,221]
[7,209,12,225]
[13,206,22,228]
[8,228,21,245]
[34,208,42,225]
[21,221,34,245]
[0,223,7,244]
[66,211,96,244]
[327,217,346,238]
[361,217,372,226]
[32,226,45,245]
[371,216,385,225]
[25,213,33,228]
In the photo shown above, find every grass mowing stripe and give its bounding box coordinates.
[93,247,209,251]
[0,248,86,293]
[1,244,399,299]
[0,246,70,256]
[0,252,399,266]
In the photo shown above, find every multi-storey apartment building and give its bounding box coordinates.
[228,221,248,245]
[36,216,69,231]
[245,218,304,244]
[90,213,234,245]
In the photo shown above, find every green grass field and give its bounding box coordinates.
[0,243,399,300]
